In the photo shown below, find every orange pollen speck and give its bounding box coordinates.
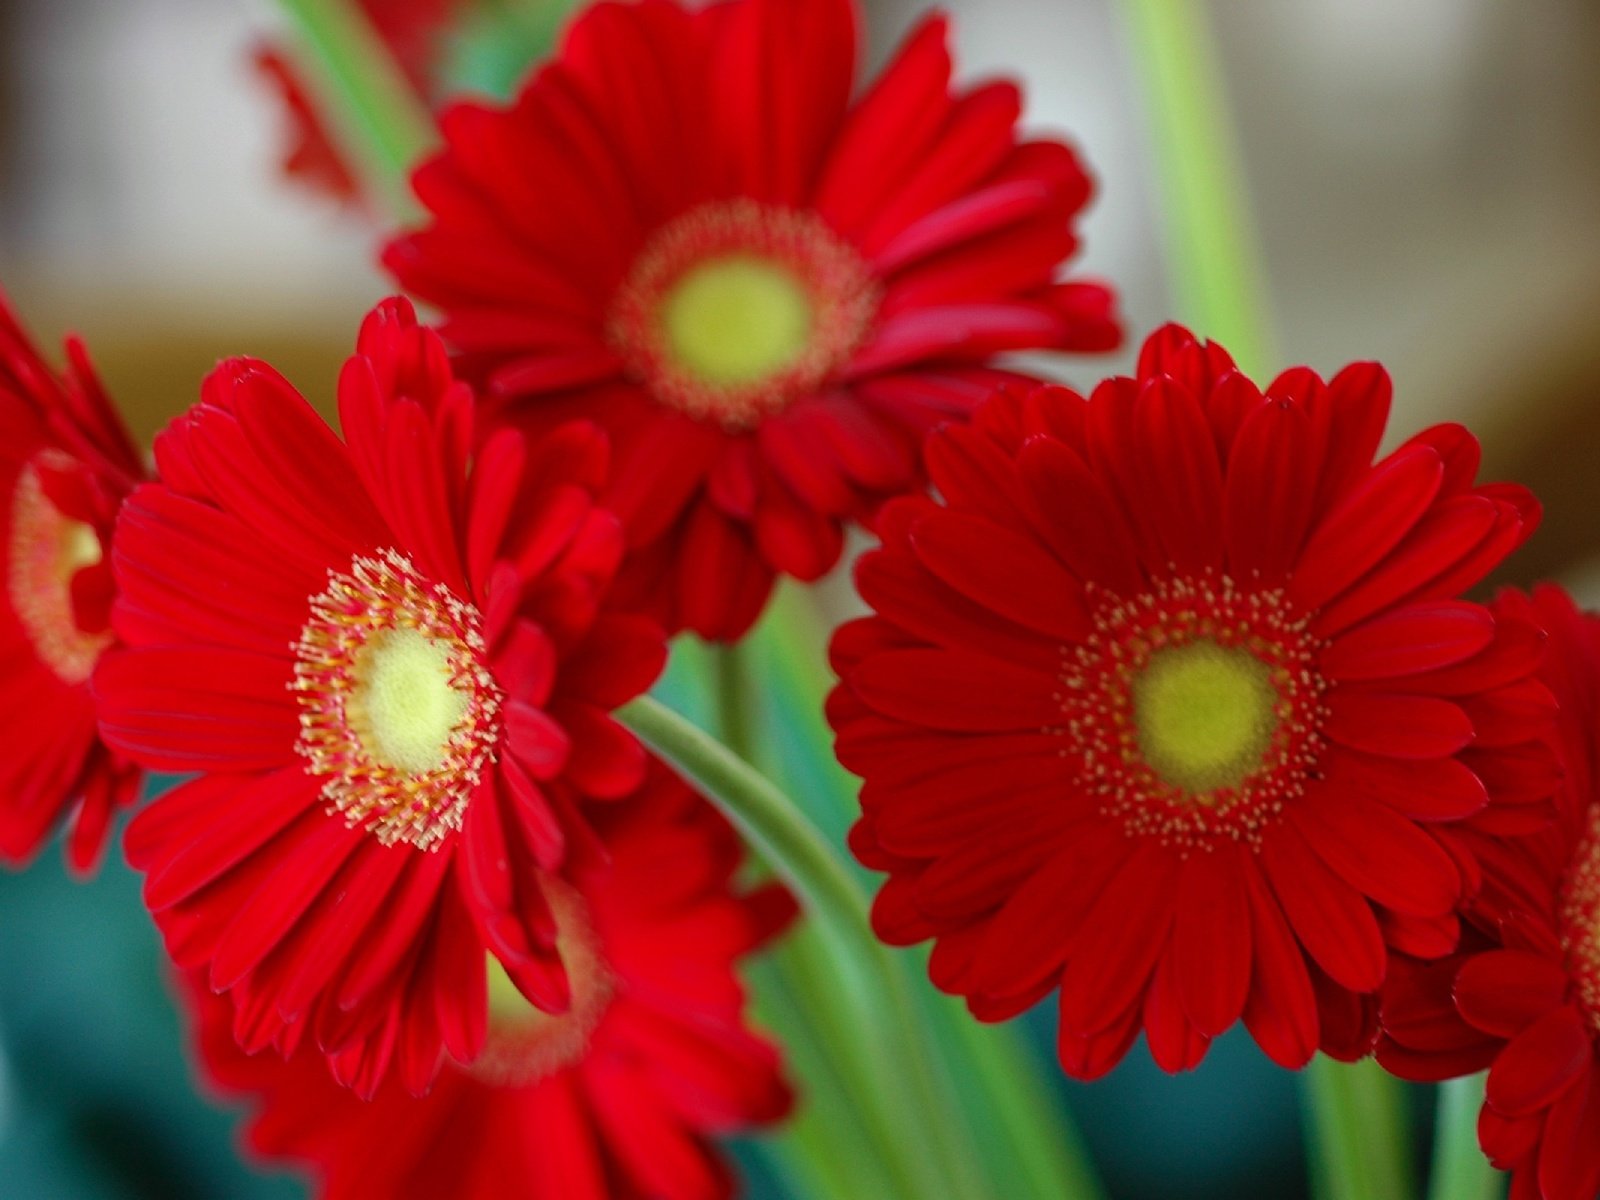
[291,548,502,852]
[1058,571,1329,854]
[1559,807,1600,1032]
[607,198,879,431]
[465,877,616,1088]
[9,458,110,685]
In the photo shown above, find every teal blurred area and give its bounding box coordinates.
[0,827,302,1200]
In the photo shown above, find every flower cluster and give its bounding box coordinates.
[4,0,1595,1197]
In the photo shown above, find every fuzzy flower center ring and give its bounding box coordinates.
[292,548,503,851]
[470,878,616,1089]
[609,200,879,430]
[10,458,109,685]
[1064,574,1326,850]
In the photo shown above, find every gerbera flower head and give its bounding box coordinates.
[829,324,1551,1079]
[187,765,795,1200]
[97,297,667,1096]
[384,0,1121,641]
[1379,586,1600,1200]
[0,291,145,873]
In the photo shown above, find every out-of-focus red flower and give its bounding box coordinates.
[0,292,144,873]
[255,0,462,204]
[385,0,1121,642]
[187,765,795,1200]
[1379,586,1600,1200]
[96,298,667,1097]
[829,325,1552,1080]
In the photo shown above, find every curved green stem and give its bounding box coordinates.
[1428,1075,1503,1200]
[618,694,986,1200]
[1303,1057,1418,1200]
[272,0,435,216]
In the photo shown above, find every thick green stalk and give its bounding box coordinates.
[1428,1075,1503,1200]
[618,695,983,1200]
[1303,1057,1417,1200]
[1119,0,1273,375]
[271,0,435,215]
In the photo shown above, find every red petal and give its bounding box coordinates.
[1144,950,1212,1072]
[1323,690,1473,758]
[1174,844,1253,1036]
[1057,843,1179,1035]
[1487,1005,1591,1117]
[1291,790,1460,917]
[1240,860,1319,1068]
[909,510,1088,640]
[1455,951,1571,1039]
[1224,399,1317,583]
[1289,443,1443,611]
[1015,435,1144,595]
[848,648,1061,732]
[1321,602,1494,682]
[1259,821,1386,991]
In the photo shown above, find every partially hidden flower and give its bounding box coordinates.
[1379,585,1600,1200]
[0,291,145,873]
[385,0,1121,642]
[829,325,1551,1079]
[186,765,795,1200]
[256,0,463,204]
[96,298,667,1096]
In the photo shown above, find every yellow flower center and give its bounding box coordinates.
[1132,641,1282,797]
[347,627,471,775]
[293,549,502,851]
[1062,575,1327,850]
[9,459,111,685]
[609,199,879,429]
[661,254,815,388]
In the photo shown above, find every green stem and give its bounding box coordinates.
[1302,1057,1418,1200]
[618,695,986,1200]
[272,0,435,215]
[713,642,755,763]
[1428,1075,1503,1200]
[1119,0,1274,374]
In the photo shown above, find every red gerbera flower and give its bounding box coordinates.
[385,0,1121,641]
[1378,585,1600,1200]
[0,292,145,873]
[96,298,667,1096]
[187,765,794,1200]
[828,325,1552,1079]
[256,0,462,204]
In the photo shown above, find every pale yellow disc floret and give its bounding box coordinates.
[1132,640,1281,798]
[347,627,470,776]
[661,253,815,387]
[61,520,103,574]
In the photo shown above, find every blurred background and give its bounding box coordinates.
[2,0,1598,1196]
